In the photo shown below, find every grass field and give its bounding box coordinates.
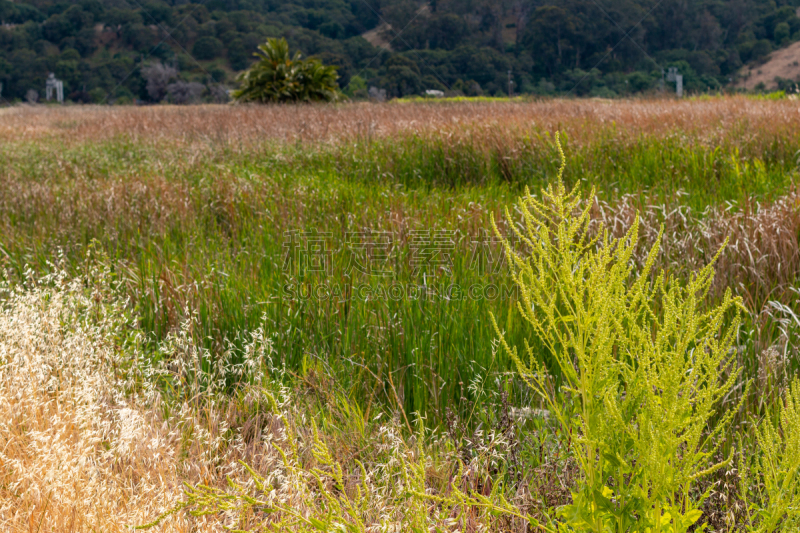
[2,98,800,531]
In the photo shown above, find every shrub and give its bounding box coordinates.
[491,134,745,532]
[145,407,545,532]
[87,86,107,103]
[141,61,177,102]
[192,35,223,60]
[774,22,791,46]
[344,73,367,98]
[227,38,250,71]
[207,83,229,103]
[166,80,205,104]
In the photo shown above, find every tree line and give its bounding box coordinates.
[1,0,798,103]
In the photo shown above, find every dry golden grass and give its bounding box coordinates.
[0,273,546,532]
[3,97,800,148]
[0,275,185,532]
[0,272,291,532]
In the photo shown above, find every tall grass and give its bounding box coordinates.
[1,99,799,425]
[3,99,800,529]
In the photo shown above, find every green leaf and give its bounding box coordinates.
[308,517,328,530]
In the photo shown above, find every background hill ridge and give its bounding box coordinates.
[3,0,800,103]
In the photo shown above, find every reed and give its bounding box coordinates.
[0,98,798,425]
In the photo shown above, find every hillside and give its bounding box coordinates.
[737,38,800,90]
[2,0,800,103]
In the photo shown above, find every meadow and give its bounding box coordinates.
[2,97,800,531]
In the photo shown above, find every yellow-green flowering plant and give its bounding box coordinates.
[740,377,800,532]
[491,134,745,532]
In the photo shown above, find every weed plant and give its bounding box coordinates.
[492,135,745,531]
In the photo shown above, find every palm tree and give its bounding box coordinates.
[231,38,340,103]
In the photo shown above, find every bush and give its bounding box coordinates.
[344,73,367,99]
[192,36,223,60]
[740,378,800,531]
[751,40,773,61]
[87,86,106,103]
[207,83,229,103]
[141,61,177,102]
[227,38,249,71]
[775,22,791,46]
[491,134,745,532]
[626,71,653,92]
[166,81,205,104]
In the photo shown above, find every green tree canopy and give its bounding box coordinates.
[4,0,800,102]
[192,36,223,60]
[231,37,340,103]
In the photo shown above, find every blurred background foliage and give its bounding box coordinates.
[2,0,800,103]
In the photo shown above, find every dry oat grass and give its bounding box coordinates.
[0,272,543,532]
[0,276,177,531]
[0,273,238,532]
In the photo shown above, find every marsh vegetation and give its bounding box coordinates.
[2,98,800,531]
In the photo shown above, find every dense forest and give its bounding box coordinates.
[1,0,799,103]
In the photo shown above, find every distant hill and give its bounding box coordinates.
[737,38,800,91]
[2,0,800,103]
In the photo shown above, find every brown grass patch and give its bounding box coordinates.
[3,97,800,150]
